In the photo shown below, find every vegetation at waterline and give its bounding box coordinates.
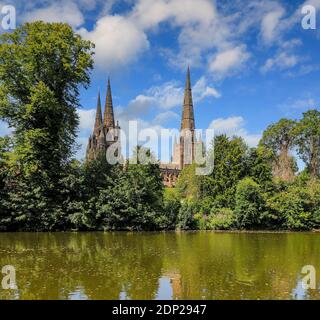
[0,22,320,231]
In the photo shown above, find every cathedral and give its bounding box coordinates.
[86,68,198,188]
[86,79,121,161]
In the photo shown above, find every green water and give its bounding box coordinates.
[0,232,319,300]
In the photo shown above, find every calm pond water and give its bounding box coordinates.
[0,232,320,300]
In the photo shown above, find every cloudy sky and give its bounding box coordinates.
[1,0,320,160]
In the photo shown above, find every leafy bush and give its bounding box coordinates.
[207,208,235,230]
[194,213,207,230]
[160,188,181,229]
[266,186,313,230]
[235,178,265,229]
[97,162,164,231]
[176,200,199,230]
[307,180,320,228]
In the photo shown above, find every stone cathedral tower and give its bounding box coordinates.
[86,79,121,161]
[161,67,200,187]
[170,66,197,170]
[179,66,195,169]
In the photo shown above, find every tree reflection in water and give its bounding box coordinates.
[0,232,319,300]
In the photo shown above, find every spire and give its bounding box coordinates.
[104,77,115,128]
[181,66,195,130]
[94,90,103,135]
[97,128,106,151]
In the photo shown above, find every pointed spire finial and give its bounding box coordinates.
[94,90,103,136]
[186,65,190,88]
[104,77,115,128]
[181,66,195,130]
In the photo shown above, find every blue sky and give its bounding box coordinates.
[0,0,320,160]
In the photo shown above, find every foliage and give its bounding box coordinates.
[161,188,181,229]
[0,22,94,231]
[0,22,94,174]
[176,163,202,200]
[260,118,296,157]
[202,135,248,208]
[260,118,297,182]
[245,146,273,187]
[294,109,320,179]
[176,200,199,230]
[1,22,320,232]
[234,178,265,229]
[207,208,236,230]
[266,186,313,230]
[96,160,164,231]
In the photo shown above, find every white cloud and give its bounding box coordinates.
[193,76,221,99]
[287,64,320,77]
[291,98,316,109]
[210,116,244,133]
[76,108,95,160]
[78,108,95,131]
[261,52,301,73]
[153,111,179,125]
[79,15,149,70]
[208,46,250,79]
[260,6,285,44]
[261,39,304,73]
[128,95,155,116]
[136,77,221,110]
[12,0,319,77]
[130,0,216,31]
[145,81,183,109]
[280,97,318,114]
[209,116,261,147]
[23,1,84,28]
[75,136,89,161]
[60,0,236,72]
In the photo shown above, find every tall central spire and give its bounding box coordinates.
[104,78,115,128]
[94,90,102,136]
[181,66,195,130]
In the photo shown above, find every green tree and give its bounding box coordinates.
[176,200,199,230]
[266,186,313,230]
[161,188,180,229]
[176,163,202,200]
[0,136,11,230]
[295,109,320,179]
[0,22,94,176]
[246,146,273,187]
[202,135,248,208]
[234,178,265,229]
[0,22,94,230]
[97,148,164,231]
[260,118,297,182]
[207,208,235,230]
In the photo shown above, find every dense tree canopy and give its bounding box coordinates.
[0,22,94,177]
[260,118,297,182]
[202,135,248,208]
[0,22,94,230]
[0,22,319,232]
[295,110,320,179]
